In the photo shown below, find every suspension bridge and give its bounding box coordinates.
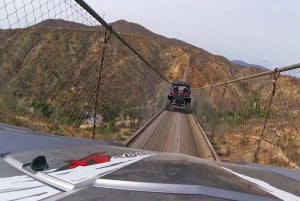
[0,0,299,169]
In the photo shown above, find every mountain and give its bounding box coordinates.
[33,19,95,29]
[231,60,269,70]
[1,19,263,86]
[0,19,299,132]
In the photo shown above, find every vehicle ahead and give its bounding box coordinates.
[166,81,192,113]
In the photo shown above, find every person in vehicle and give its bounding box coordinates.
[183,87,189,97]
[171,85,178,96]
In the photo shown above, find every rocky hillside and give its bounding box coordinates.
[0,19,265,90]
[0,19,299,132]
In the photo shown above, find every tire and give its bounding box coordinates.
[165,102,171,111]
[185,103,192,114]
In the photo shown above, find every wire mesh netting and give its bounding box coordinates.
[0,0,99,28]
[0,0,169,140]
[1,0,300,169]
[192,67,300,168]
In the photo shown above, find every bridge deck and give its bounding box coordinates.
[128,111,216,160]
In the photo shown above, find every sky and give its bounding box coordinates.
[84,0,300,69]
[1,0,299,69]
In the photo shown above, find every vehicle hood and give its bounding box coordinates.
[0,145,300,201]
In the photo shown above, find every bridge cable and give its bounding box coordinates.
[74,0,170,84]
[92,28,112,139]
[253,69,280,162]
[137,67,149,126]
[194,63,300,90]
[210,82,228,140]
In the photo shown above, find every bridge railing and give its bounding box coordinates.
[0,0,170,140]
[192,64,300,168]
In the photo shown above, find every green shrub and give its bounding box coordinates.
[32,99,54,118]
